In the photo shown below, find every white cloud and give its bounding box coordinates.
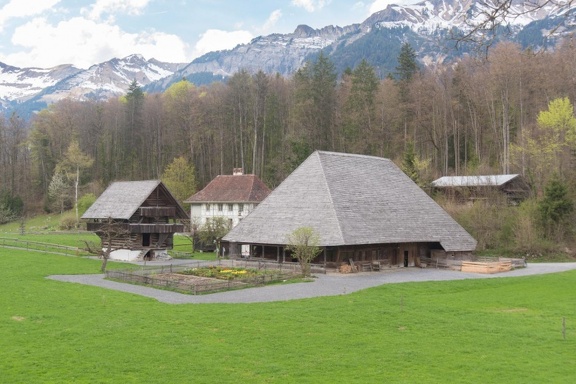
[0,0,61,30]
[3,16,190,68]
[369,0,413,14]
[193,29,253,58]
[353,2,366,11]
[83,0,150,20]
[262,9,282,33]
[291,0,328,13]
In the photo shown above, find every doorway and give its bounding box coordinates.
[142,233,150,247]
[404,250,409,267]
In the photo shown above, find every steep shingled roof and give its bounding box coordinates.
[184,174,271,203]
[223,151,477,252]
[81,180,188,220]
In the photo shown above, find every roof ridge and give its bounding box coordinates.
[316,150,393,162]
[317,152,345,245]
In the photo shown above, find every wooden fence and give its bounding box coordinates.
[223,258,326,274]
[419,257,462,270]
[106,261,302,295]
[0,237,88,256]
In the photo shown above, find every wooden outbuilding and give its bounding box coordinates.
[431,174,531,203]
[222,151,477,269]
[82,180,189,261]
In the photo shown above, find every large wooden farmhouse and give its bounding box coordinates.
[223,151,477,268]
[431,174,531,203]
[82,180,189,261]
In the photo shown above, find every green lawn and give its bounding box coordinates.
[1,248,575,383]
[0,215,218,260]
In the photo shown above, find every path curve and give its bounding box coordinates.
[47,262,576,304]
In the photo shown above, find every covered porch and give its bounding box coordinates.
[223,241,472,271]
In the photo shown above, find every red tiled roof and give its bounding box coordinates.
[184,174,271,203]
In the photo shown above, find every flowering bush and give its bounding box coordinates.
[180,266,255,280]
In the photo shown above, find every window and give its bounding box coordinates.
[238,203,244,213]
[205,203,210,212]
[218,203,223,212]
[228,204,233,212]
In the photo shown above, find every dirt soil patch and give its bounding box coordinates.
[153,273,247,290]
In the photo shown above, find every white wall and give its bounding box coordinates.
[191,203,255,228]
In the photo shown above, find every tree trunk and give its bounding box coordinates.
[75,166,79,226]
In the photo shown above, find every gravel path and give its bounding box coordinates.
[47,262,576,304]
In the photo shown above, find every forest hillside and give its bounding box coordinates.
[1,41,576,258]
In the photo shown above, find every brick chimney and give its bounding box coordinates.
[233,168,243,175]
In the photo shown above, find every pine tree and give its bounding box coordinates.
[538,175,574,239]
[401,141,420,186]
[395,43,418,82]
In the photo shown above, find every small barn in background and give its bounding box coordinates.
[82,180,189,261]
[223,151,477,269]
[431,174,531,203]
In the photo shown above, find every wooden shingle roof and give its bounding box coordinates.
[82,180,188,220]
[184,174,271,204]
[223,151,477,252]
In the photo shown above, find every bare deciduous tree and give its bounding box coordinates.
[456,0,575,50]
[84,217,131,273]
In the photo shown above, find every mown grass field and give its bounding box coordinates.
[1,246,575,383]
[0,213,213,259]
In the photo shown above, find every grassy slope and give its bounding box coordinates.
[0,213,217,259]
[1,248,575,383]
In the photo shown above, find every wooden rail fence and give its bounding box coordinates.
[106,261,302,295]
[0,237,87,256]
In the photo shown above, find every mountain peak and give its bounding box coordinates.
[293,24,317,37]
[2,0,575,118]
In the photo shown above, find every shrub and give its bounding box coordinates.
[0,190,23,223]
[59,216,77,230]
[77,193,96,216]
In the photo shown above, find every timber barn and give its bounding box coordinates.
[222,151,477,268]
[431,174,531,203]
[82,180,189,261]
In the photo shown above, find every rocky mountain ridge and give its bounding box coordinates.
[2,0,575,117]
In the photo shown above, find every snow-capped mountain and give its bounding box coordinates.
[148,0,576,90]
[361,0,572,33]
[0,62,81,106]
[27,54,187,106]
[2,0,575,117]
[154,24,357,87]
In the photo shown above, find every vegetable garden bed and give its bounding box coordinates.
[106,263,301,295]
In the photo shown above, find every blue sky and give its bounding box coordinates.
[0,0,414,69]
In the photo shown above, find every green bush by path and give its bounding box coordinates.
[1,248,575,383]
